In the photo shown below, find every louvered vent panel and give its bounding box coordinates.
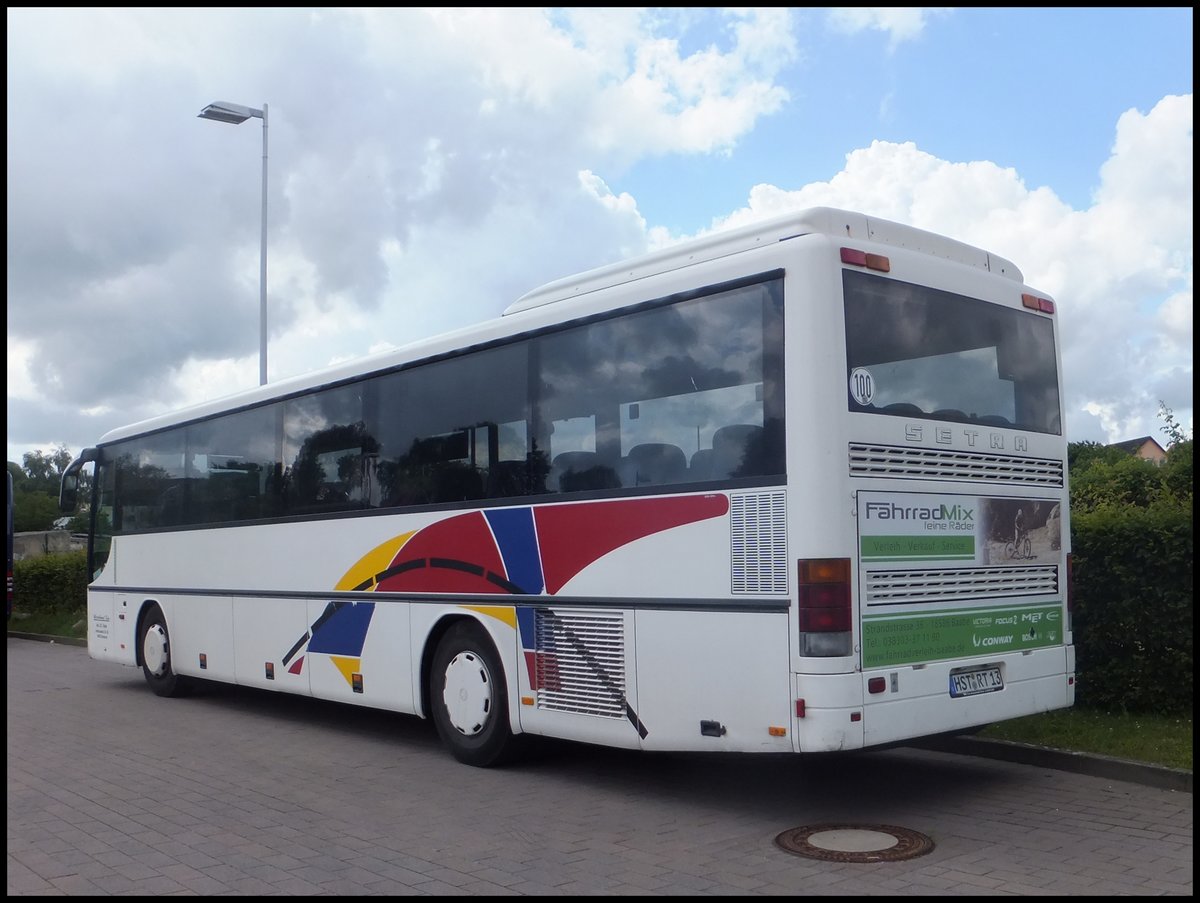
[730,491,788,594]
[534,610,626,718]
[849,443,1063,487]
[864,565,1058,607]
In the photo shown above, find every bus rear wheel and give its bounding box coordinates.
[139,605,189,698]
[430,621,515,767]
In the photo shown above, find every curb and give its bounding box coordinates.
[915,734,1193,794]
[7,632,1192,793]
[6,630,88,648]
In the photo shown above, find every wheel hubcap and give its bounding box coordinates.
[144,624,169,677]
[442,650,493,736]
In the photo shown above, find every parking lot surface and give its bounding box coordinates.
[7,637,1193,895]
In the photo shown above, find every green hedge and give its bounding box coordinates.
[12,551,89,615]
[1071,498,1193,714]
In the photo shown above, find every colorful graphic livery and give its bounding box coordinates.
[282,495,728,699]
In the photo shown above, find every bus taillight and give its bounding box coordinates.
[1021,292,1055,314]
[840,247,891,272]
[797,558,852,656]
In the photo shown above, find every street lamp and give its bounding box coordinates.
[199,100,269,386]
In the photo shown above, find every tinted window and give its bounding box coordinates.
[537,277,785,492]
[106,274,785,532]
[370,342,531,505]
[282,385,367,514]
[843,270,1062,434]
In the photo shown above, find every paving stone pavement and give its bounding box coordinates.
[7,637,1193,896]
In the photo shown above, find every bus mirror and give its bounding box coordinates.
[59,447,99,513]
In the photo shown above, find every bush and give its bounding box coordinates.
[12,551,89,616]
[1070,453,1172,511]
[1071,497,1193,714]
[13,491,61,532]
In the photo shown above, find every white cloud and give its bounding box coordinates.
[826,7,952,49]
[680,95,1193,444]
[4,9,1191,467]
[6,8,796,462]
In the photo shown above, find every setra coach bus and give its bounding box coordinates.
[60,206,1074,766]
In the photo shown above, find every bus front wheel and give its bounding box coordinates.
[139,606,189,698]
[430,621,515,767]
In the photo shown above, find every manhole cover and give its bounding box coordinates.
[775,823,935,863]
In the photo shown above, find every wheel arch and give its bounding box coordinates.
[133,598,165,669]
[418,610,521,736]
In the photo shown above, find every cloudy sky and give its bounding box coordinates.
[6,8,1193,466]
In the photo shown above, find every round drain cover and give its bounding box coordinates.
[775,824,935,863]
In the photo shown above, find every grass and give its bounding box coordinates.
[8,607,87,640]
[980,708,1193,771]
[7,609,1192,772]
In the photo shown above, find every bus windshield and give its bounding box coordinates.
[844,269,1062,435]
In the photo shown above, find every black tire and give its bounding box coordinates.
[138,605,189,698]
[430,621,515,767]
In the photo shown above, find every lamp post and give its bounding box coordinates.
[199,101,269,386]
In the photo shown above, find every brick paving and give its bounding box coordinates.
[7,637,1192,895]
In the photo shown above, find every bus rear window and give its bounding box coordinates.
[843,270,1062,435]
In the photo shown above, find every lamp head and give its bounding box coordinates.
[198,101,263,124]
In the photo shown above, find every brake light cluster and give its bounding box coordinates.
[797,558,852,656]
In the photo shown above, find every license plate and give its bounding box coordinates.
[949,665,1003,698]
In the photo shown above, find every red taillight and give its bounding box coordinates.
[1022,292,1055,314]
[798,585,851,631]
[867,677,886,694]
[840,247,890,272]
[841,247,867,266]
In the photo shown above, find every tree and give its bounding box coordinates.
[7,461,27,488]
[1067,440,1125,472]
[10,445,80,531]
[13,493,60,532]
[1157,400,1192,448]
[21,446,72,490]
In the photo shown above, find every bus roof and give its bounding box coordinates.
[95,206,1023,446]
[504,206,1023,315]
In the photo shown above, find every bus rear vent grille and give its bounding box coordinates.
[849,443,1063,487]
[731,490,788,594]
[864,565,1059,606]
[534,610,627,719]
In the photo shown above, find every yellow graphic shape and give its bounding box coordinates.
[336,531,417,591]
[329,655,361,687]
[461,605,517,630]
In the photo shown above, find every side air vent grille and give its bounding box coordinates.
[864,565,1059,607]
[849,443,1064,487]
[730,490,788,594]
[534,610,627,718]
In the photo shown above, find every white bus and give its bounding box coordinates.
[61,206,1074,766]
